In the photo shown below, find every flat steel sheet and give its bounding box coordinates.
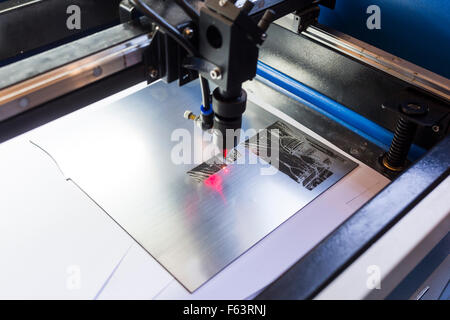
[32,80,357,292]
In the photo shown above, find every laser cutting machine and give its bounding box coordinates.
[0,0,449,300]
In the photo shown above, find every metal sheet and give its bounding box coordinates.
[31,80,357,292]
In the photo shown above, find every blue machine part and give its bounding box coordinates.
[200,104,213,115]
[256,61,426,161]
[320,0,450,79]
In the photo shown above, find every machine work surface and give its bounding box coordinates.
[30,80,357,292]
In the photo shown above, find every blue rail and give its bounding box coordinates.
[256,61,426,160]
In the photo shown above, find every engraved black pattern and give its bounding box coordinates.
[245,121,337,191]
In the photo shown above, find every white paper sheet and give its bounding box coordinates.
[96,243,173,300]
[0,138,134,299]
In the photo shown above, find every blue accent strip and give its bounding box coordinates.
[256,61,426,161]
[201,104,213,116]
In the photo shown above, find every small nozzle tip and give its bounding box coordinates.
[184,110,193,119]
[184,110,197,121]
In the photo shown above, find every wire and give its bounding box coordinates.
[174,0,199,22]
[199,75,211,111]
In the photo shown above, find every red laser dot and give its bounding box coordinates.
[204,174,223,192]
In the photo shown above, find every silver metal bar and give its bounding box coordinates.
[0,0,41,14]
[303,25,450,101]
[0,34,152,122]
[276,14,450,101]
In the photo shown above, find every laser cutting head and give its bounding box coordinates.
[197,1,274,152]
[211,87,247,153]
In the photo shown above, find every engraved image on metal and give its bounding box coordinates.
[188,120,339,191]
[245,121,346,191]
[187,149,241,182]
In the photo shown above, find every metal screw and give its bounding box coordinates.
[182,27,194,39]
[18,97,29,108]
[432,125,440,133]
[261,33,267,41]
[184,110,197,121]
[93,66,103,77]
[149,68,159,79]
[210,67,222,80]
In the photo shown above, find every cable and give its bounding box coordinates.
[174,0,199,22]
[199,75,211,111]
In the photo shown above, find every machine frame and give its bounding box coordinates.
[0,0,448,299]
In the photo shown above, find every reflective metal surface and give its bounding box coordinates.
[302,25,450,101]
[32,80,357,292]
[0,33,151,121]
[276,14,450,101]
